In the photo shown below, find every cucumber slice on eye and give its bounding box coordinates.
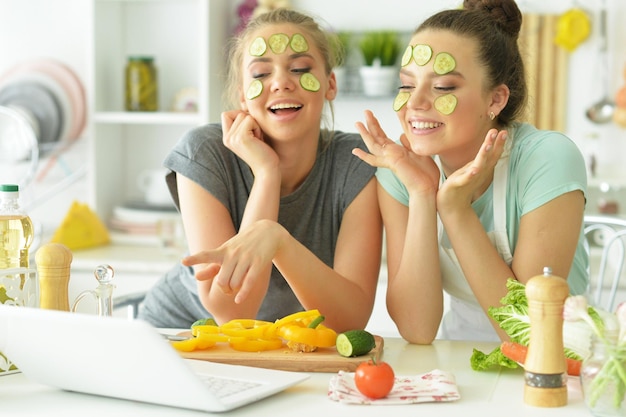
[413,44,433,66]
[246,79,263,100]
[401,45,413,67]
[300,73,320,92]
[434,93,458,115]
[393,91,411,112]
[433,52,456,75]
[269,33,290,54]
[249,37,267,56]
[290,33,309,53]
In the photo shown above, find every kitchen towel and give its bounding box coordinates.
[328,368,460,405]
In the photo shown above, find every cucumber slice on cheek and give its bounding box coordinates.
[246,79,263,100]
[434,93,458,115]
[299,73,320,92]
[392,91,410,112]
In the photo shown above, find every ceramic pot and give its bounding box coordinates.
[359,65,397,97]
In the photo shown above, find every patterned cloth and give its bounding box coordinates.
[328,369,461,405]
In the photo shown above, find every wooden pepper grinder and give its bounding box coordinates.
[523,266,569,407]
[35,242,72,311]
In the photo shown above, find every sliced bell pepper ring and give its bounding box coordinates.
[278,318,337,348]
[170,338,201,352]
[228,336,284,352]
[270,309,321,333]
[171,335,218,352]
[191,324,220,337]
[171,330,229,352]
[220,319,276,339]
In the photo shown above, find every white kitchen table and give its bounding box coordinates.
[0,338,592,417]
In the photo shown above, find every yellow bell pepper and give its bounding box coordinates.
[191,324,220,337]
[228,336,284,352]
[270,309,321,333]
[278,315,337,349]
[220,319,276,339]
[171,309,333,353]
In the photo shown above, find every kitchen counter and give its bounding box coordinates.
[0,338,591,416]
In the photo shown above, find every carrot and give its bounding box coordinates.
[500,341,582,376]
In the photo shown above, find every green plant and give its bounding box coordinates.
[331,31,351,67]
[358,31,401,66]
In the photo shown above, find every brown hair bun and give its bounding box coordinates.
[463,0,522,39]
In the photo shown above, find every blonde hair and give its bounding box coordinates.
[223,8,340,138]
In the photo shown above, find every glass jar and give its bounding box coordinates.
[125,56,158,111]
[580,336,626,417]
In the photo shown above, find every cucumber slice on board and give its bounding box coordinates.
[413,44,433,66]
[269,33,290,54]
[433,52,456,75]
[393,91,411,111]
[336,330,376,357]
[290,33,309,53]
[249,37,267,56]
[246,79,263,100]
[434,93,458,115]
[299,73,320,92]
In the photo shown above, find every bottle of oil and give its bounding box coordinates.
[1,184,35,375]
[0,184,34,272]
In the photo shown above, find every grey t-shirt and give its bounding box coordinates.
[138,123,375,328]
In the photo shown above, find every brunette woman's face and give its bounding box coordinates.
[240,23,336,141]
[395,29,503,166]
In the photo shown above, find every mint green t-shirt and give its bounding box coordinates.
[376,122,588,295]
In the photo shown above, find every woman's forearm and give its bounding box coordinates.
[386,192,443,344]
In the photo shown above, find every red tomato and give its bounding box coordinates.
[354,359,395,399]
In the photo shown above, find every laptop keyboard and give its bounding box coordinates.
[199,375,262,399]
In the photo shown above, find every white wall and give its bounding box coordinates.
[0,0,91,237]
[1,0,625,233]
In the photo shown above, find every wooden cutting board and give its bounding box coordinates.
[175,334,384,373]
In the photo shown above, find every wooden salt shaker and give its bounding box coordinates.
[35,242,72,311]
[523,266,569,407]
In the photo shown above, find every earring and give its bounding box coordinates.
[489,111,496,121]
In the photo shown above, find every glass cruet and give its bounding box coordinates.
[72,264,115,316]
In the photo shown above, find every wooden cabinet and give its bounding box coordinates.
[86,0,230,220]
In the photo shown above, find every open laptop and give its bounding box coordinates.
[0,305,309,412]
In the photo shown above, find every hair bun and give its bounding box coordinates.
[463,0,522,39]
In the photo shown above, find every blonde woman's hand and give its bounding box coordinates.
[221,110,280,177]
[437,128,508,211]
[182,219,285,304]
[352,110,440,196]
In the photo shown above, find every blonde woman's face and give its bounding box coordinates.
[395,29,496,165]
[240,23,336,141]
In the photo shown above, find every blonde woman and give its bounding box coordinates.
[138,9,382,332]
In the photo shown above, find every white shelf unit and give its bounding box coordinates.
[86,0,229,221]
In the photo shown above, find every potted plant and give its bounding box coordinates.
[358,31,401,97]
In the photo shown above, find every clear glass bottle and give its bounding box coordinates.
[580,335,626,417]
[125,56,158,111]
[1,184,36,375]
[0,184,34,273]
